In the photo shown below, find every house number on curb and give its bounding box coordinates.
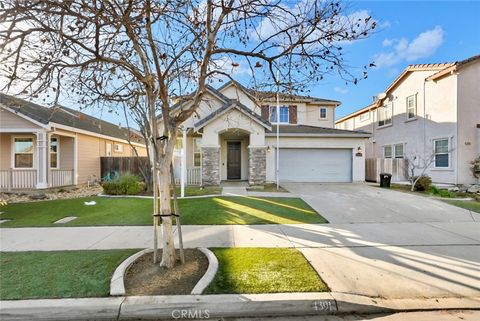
[313,300,335,311]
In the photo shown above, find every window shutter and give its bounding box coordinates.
[261,105,269,121]
[289,105,297,124]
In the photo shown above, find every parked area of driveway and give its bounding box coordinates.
[1,183,479,300]
[282,183,478,223]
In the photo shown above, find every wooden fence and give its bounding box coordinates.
[365,158,408,182]
[100,157,150,181]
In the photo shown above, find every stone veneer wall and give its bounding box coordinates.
[201,147,220,185]
[248,147,266,184]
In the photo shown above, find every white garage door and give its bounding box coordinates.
[278,148,352,182]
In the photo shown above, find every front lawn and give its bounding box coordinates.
[205,248,328,294]
[443,200,480,213]
[1,196,326,227]
[247,183,288,193]
[0,250,137,300]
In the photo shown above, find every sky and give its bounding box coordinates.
[319,0,480,119]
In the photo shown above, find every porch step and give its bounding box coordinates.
[221,186,248,196]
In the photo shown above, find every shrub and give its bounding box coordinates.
[102,173,146,195]
[412,175,432,191]
[429,185,454,198]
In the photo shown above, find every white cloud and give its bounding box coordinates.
[373,26,444,68]
[334,86,349,94]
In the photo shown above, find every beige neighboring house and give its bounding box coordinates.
[0,94,147,191]
[163,80,370,186]
[335,54,480,185]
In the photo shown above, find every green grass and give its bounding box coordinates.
[0,196,326,227]
[174,186,222,196]
[443,200,480,213]
[0,250,137,300]
[205,248,328,294]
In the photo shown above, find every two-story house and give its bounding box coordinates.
[163,80,370,185]
[335,55,480,185]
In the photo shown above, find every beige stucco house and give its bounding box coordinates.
[0,94,147,191]
[164,81,370,185]
[335,55,480,185]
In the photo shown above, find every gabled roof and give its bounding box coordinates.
[266,125,370,137]
[194,100,271,130]
[218,80,341,105]
[336,54,480,124]
[0,93,144,143]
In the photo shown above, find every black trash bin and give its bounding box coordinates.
[379,173,392,188]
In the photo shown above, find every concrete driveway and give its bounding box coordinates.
[283,183,478,223]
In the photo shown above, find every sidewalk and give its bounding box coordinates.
[2,222,479,251]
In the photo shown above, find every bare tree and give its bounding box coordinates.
[404,147,454,191]
[0,0,376,268]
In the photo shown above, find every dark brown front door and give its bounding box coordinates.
[227,142,241,179]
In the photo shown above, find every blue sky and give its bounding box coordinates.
[51,0,480,126]
[322,0,480,119]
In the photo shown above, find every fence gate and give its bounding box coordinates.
[365,158,408,182]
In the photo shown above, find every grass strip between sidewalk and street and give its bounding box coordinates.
[0,250,137,300]
[205,248,328,294]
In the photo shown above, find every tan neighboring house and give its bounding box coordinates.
[335,54,480,185]
[0,94,147,191]
[163,80,370,185]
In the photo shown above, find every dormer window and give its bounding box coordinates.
[269,106,289,123]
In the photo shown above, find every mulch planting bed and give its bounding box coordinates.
[124,249,208,295]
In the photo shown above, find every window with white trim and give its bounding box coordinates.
[359,112,370,122]
[406,95,416,119]
[269,106,289,123]
[394,143,404,159]
[434,139,449,168]
[50,137,59,168]
[378,103,392,127]
[193,137,202,167]
[383,145,392,158]
[114,143,124,153]
[319,107,327,119]
[13,137,34,168]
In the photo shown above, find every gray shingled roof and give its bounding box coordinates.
[0,93,144,143]
[194,100,271,129]
[266,125,370,137]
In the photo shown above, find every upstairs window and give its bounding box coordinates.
[434,139,449,168]
[269,106,289,123]
[319,107,327,119]
[50,137,59,168]
[378,103,392,127]
[406,95,416,119]
[13,137,34,168]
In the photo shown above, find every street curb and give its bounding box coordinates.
[110,248,217,296]
[1,293,479,321]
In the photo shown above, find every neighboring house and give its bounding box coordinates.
[163,81,370,185]
[0,94,147,190]
[335,54,480,185]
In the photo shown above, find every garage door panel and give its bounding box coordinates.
[278,148,352,182]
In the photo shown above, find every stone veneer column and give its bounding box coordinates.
[201,147,220,186]
[248,147,266,185]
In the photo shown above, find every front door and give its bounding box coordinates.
[227,142,241,179]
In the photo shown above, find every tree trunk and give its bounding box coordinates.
[158,164,176,268]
